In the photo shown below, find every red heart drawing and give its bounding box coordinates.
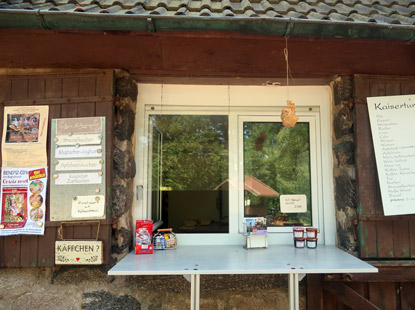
[76,258,80,261]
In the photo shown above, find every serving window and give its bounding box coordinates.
[135,84,335,245]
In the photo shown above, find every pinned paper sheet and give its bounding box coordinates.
[72,195,105,218]
[280,195,307,213]
[1,106,49,168]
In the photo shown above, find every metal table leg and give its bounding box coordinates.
[288,273,299,310]
[190,274,200,310]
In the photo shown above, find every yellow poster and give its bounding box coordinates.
[2,106,49,168]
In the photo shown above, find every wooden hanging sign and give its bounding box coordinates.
[55,240,103,265]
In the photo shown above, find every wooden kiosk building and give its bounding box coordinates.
[1,0,415,309]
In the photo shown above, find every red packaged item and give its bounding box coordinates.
[135,220,153,254]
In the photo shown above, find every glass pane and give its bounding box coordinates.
[150,124,162,223]
[243,122,312,226]
[149,115,229,233]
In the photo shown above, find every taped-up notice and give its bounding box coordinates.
[0,168,47,236]
[2,106,49,168]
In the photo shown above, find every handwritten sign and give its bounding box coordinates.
[280,195,307,213]
[55,159,102,171]
[55,145,102,159]
[367,95,415,216]
[54,173,102,185]
[72,195,105,218]
[56,117,102,135]
[56,134,102,146]
[55,241,103,265]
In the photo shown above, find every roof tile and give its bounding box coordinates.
[349,12,375,22]
[354,4,380,15]
[74,4,100,11]
[10,2,33,8]
[315,2,337,15]
[33,2,54,8]
[328,12,354,21]
[49,3,76,10]
[334,3,358,16]
[124,4,145,13]
[370,13,402,23]
[390,13,415,24]
[390,4,413,16]
[307,11,329,20]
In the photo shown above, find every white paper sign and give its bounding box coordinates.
[54,173,102,185]
[280,195,307,213]
[55,159,102,171]
[367,95,415,216]
[72,195,105,218]
[55,134,102,146]
[55,145,102,158]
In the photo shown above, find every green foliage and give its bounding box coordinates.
[151,115,228,191]
[243,122,312,225]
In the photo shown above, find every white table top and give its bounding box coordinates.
[108,245,377,276]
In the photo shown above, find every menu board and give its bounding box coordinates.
[367,95,415,216]
[50,117,106,221]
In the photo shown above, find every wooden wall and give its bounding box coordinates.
[354,75,415,259]
[308,266,415,310]
[0,70,114,267]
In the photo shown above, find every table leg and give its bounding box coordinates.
[288,273,299,310]
[190,274,200,310]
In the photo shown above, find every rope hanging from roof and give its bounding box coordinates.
[280,37,299,127]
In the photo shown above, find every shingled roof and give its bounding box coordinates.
[1,0,415,40]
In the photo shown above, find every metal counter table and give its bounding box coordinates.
[108,245,377,310]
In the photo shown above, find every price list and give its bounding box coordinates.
[367,95,415,216]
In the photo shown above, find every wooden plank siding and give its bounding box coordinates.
[354,75,415,260]
[0,70,114,267]
[308,266,415,310]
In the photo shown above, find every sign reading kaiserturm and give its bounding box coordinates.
[367,95,415,216]
[50,117,106,221]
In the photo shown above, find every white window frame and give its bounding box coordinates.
[134,84,335,246]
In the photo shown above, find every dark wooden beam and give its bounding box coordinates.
[1,29,415,79]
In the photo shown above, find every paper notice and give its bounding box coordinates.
[72,195,105,218]
[2,106,49,168]
[280,195,307,213]
[0,167,47,236]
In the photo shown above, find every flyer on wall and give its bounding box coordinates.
[1,105,49,168]
[0,168,47,235]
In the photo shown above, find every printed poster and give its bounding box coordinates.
[0,168,47,235]
[2,106,49,168]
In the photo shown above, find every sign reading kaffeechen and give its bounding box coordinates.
[55,240,103,265]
